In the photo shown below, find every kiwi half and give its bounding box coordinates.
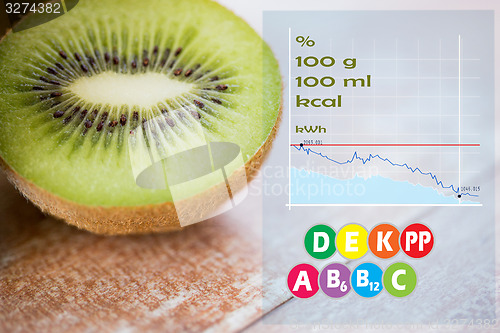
[0,0,282,234]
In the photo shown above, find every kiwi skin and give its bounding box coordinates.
[0,106,281,235]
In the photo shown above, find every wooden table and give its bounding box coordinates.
[0,171,289,333]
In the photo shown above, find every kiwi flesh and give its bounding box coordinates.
[0,0,282,234]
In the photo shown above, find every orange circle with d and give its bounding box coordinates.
[368,223,400,259]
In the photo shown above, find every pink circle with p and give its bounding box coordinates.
[287,263,319,298]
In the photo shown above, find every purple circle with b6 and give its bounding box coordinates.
[319,263,351,298]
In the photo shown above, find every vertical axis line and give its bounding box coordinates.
[395,39,398,143]
[288,28,292,210]
[439,39,442,190]
[417,40,420,169]
[458,34,461,203]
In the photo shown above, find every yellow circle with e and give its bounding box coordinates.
[336,224,368,259]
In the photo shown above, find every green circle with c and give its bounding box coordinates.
[383,262,417,297]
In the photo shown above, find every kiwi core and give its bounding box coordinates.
[68,72,194,107]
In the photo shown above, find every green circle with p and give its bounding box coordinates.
[383,262,417,297]
[304,225,336,259]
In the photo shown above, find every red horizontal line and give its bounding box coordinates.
[291,143,480,147]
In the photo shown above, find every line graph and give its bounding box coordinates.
[292,145,479,199]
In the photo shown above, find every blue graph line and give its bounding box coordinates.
[293,145,479,198]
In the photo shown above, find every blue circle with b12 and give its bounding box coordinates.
[351,263,383,298]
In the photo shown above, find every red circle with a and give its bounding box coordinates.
[400,223,434,258]
[287,264,319,298]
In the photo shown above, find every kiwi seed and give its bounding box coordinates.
[120,114,127,126]
[193,100,204,109]
[53,110,65,118]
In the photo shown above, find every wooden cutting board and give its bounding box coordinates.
[0,173,268,333]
